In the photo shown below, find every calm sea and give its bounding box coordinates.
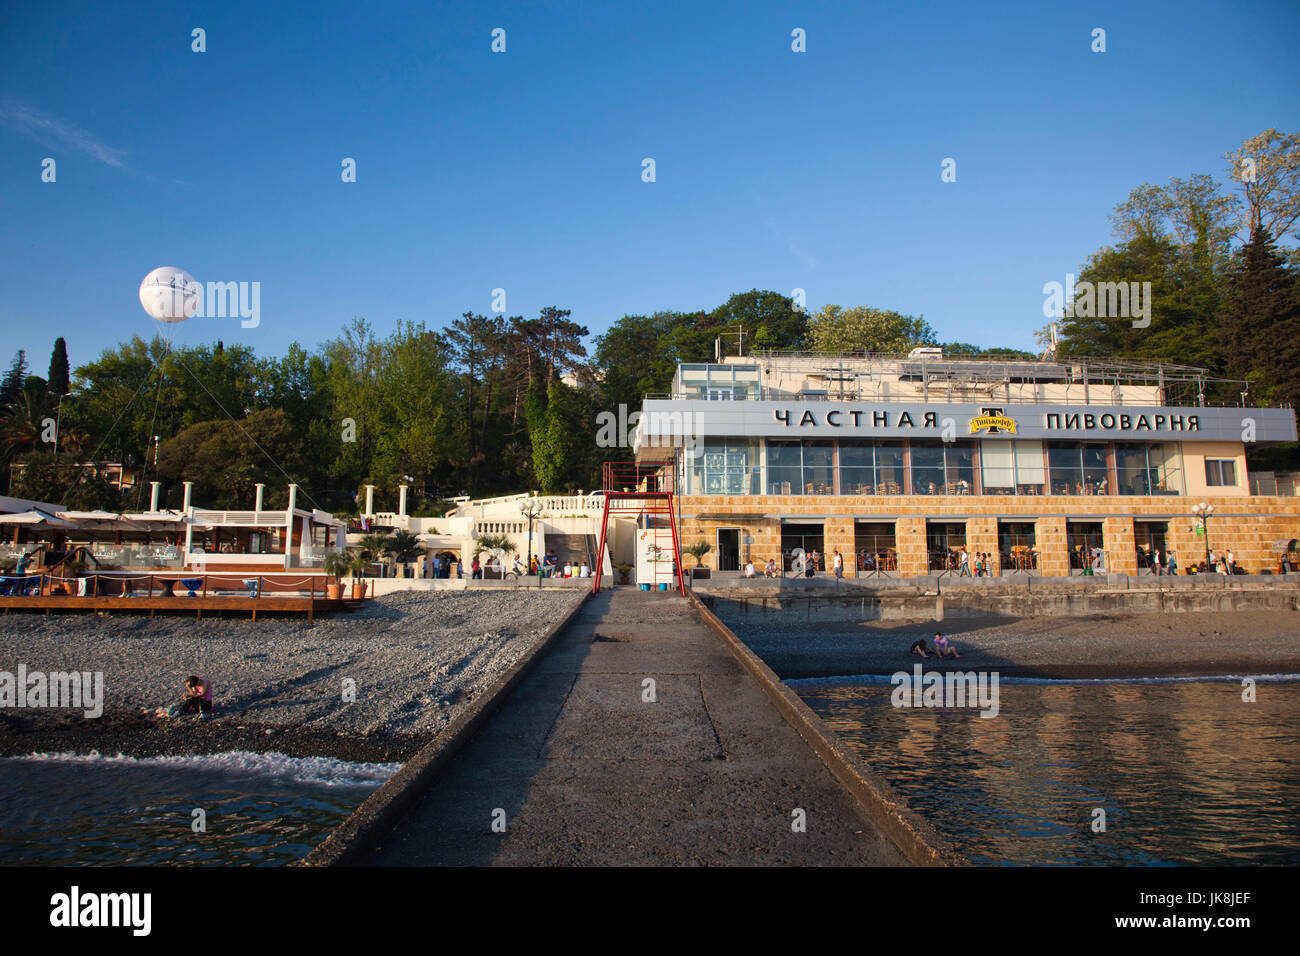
[795,676,1300,865]
[0,751,398,866]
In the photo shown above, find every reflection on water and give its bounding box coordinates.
[0,751,398,866]
[797,678,1300,865]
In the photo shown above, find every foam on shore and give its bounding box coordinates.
[5,750,402,787]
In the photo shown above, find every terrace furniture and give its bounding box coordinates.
[243,579,261,598]
[179,578,204,597]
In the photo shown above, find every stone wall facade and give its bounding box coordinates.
[676,493,1300,576]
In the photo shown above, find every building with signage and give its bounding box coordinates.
[632,350,1300,576]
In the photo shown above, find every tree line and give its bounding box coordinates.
[3,128,1296,511]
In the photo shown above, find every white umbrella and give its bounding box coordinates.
[0,509,79,530]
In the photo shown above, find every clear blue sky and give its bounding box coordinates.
[2,0,1297,374]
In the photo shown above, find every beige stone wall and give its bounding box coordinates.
[675,493,1300,576]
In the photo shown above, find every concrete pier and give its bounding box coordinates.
[361,589,912,866]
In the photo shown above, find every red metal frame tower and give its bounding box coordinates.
[592,455,686,594]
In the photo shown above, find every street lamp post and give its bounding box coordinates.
[520,497,543,581]
[1192,502,1215,571]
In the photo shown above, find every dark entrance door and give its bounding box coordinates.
[716,528,741,572]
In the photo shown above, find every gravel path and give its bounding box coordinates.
[721,609,1300,680]
[0,591,584,757]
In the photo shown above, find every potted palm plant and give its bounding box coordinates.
[684,540,712,579]
[474,533,517,578]
[388,530,424,579]
[614,562,633,585]
[348,553,370,599]
[359,532,394,577]
[323,551,349,600]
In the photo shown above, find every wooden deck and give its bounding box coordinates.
[0,593,356,621]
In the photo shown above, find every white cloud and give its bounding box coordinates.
[0,98,127,168]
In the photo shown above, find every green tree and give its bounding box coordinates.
[806,305,936,353]
[47,338,70,400]
[1220,226,1300,407]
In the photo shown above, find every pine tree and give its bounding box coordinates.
[1221,226,1300,406]
[47,338,70,398]
[0,351,28,409]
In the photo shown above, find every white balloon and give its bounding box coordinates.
[139,266,201,323]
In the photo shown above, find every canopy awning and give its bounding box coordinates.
[0,509,79,530]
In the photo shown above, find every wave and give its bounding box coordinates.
[2,750,402,788]
[786,672,1300,689]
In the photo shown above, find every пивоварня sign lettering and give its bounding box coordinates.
[772,409,1201,433]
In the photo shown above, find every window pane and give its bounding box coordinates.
[1047,441,1083,495]
[875,441,905,494]
[982,441,1014,490]
[802,441,834,494]
[839,441,874,495]
[1014,441,1046,489]
[1116,444,1150,494]
[945,444,974,494]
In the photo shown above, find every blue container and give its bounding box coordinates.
[658,582,668,591]
[639,583,651,591]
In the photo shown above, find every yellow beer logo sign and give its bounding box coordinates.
[969,407,1017,434]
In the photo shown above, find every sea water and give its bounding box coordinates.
[0,751,399,866]
[795,675,1300,865]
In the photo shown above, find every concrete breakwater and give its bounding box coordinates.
[694,575,1300,622]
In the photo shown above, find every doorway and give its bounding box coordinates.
[716,528,741,572]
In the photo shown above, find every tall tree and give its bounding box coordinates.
[1220,226,1300,407]
[0,351,28,409]
[1226,128,1300,242]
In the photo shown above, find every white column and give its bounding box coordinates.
[254,483,265,512]
[398,484,408,518]
[182,481,194,561]
[149,481,160,512]
[364,484,376,517]
[285,483,298,569]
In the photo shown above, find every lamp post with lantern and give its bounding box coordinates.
[1192,502,1215,571]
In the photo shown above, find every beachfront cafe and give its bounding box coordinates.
[0,482,347,609]
[633,350,1300,577]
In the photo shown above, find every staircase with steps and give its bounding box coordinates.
[546,532,596,571]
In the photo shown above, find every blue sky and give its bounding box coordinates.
[2,0,1298,374]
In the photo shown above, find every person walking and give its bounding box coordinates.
[958,547,972,577]
[832,550,844,579]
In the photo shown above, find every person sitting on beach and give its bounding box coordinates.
[909,638,929,657]
[764,559,778,578]
[154,676,214,719]
[933,631,960,659]
[744,560,756,578]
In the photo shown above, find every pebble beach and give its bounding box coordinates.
[0,590,584,762]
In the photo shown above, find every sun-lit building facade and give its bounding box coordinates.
[634,351,1300,576]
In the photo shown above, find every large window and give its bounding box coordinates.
[766,440,802,495]
[840,442,875,494]
[693,439,760,495]
[855,521,897,572]
[1047,442,1110,495]
[926,521,967,571]
[764,440,833,495]
[1205,458,1237,488]
[999,521,1038,570]
[981,440,1043,494]
[910,441,945,495]
[875,441,905,495]
[676,364,761,400]
[802,441,835,495]
[1116,443,1182,495]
